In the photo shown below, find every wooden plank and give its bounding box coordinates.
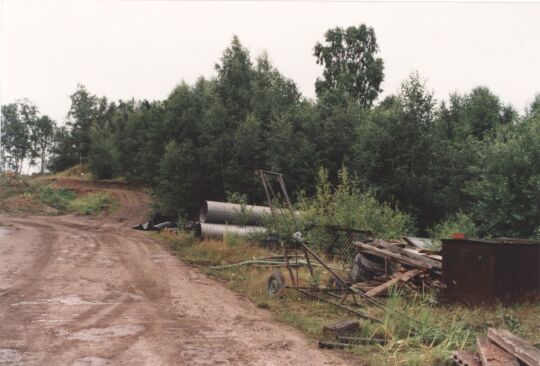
[365,269,423,297]
[374,239,442,269]
[403,236,434,249]
[476,336,520,366]
[322,319,359,337]
[351,281,381,292]
[353,242,433,270]
[487,328,540,366]
[452,350,482,366]
[403,248,443,267]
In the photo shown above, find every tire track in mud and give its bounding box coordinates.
[0,186,352,365]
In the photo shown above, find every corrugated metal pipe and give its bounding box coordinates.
[196,222,267,240]
[199,200,271,225]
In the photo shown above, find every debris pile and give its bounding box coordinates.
[341,236,443,298]
[132,220,176,231]
[452,328,540,366]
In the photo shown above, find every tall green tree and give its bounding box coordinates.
[1,101,33,173]
[156,140,201,215]
[353,73,438,227]
[447,87,506,140]
[314,24,384,106]
[29,115,56,173]
[88,126,118,179]
[215,35,253,123]
[527,93,540,117]
[67,84,111,163]
[251,52,301,122]
[48,126,79,172]
[466,112,540,238]
[229,113,266,197]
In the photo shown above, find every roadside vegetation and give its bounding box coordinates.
[2,24,540,239]
[298,167,416,241]
[0,173,118,215]
[160,231,540,366]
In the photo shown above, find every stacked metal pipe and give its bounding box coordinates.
[196,201,269,240]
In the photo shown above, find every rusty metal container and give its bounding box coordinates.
[442,238,540,304]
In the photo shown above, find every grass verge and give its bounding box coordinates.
[0,173,118,215]
[67,192,119,215]
[159,231,540,366]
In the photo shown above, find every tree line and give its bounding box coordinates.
[2,25,539,238]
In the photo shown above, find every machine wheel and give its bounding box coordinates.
[326,276,345,293]
[267,271,286,297]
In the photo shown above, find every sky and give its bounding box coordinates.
[1,0,540,123]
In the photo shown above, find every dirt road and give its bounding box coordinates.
[0,188,350,365]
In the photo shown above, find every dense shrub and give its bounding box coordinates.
[427,211,478,247]
[299,167,416,241]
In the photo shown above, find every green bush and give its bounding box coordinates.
[428,211,478,245]
[37,187,77,211]
[299,167,416,244]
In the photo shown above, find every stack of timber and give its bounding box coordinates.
[453,328,539,366]
[350,237,443,297]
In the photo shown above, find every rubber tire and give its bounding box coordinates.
[267,271,286,297]
[327,276,344,289]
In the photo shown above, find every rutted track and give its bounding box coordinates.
[0,186,350,365]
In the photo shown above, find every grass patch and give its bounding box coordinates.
[0,173,118,216]
[0,173,35,199]
[159,231,540,366]
[47,164,93,180]
[67,192,119,215]
[37,187,77,210]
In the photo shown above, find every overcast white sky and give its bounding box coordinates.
[1,1,539,123]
